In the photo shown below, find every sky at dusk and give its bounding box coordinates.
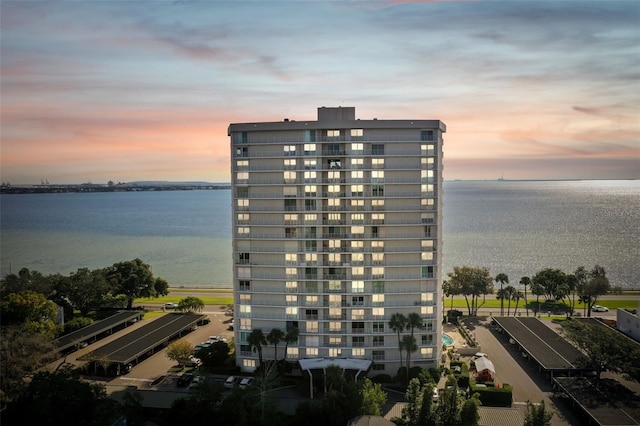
[1,0,639,184]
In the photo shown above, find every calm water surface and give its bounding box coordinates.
[1,180,638,288]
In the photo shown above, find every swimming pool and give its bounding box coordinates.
[442,333,454,346]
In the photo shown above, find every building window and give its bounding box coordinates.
[372,294,384,306]
[284,213,298,224]
[421,130,434,141]
[352,336,365,347]
[351,226,364,236]
[284,171,296,183]
[306,321,318,332]
[422,252,434,262]
[421,347,434,358]
[352,322,365,333]
[351,296,364,307]
[422,334,434,345]
[372,267,384,279]
[304,171,316,182]
[285,253,297,265]
[237,172,249,182]
[286,267,297,278]
[305,268,317,279]
[351,142,363,153]
[350,129,363,137]
[286,294,298,306]
[372,158,384,169]
[422,198,435,208]
[328,184,340,194]
[237,267,251,279]
[421,144,435,155]
[286,281,298,291]
[351,199,364,210]
[235,147,248,157]
[327,130,340,138]
[351,158,363,169]
[237,226,250,235]
[304,143,316,155]
[286,307,298,319]
[351,240,364,251]
[372,252,384,264]
[372,281,384,293]
[236,187,249,198]
[239,305,251,317]
[351,185,363,197]
[372,185,384,197]
[329,348,341,357]
[351,309,364,320]
[306,309,318,320]
[237,213,250,223]
[239,280,251,291]
[305,295,318,306]
[305,227,317,238]
[284,145,296,156]
[243,359,256,368]
[372,213,384,224]
[421,169,434,182]
[305,213,317,223]
[284,158,296,169]
[351,280,364,293]
[305,253,317,265]
[240,318,251,330]
[371,170,384,183]
[351,252,364,265]
[422,240,434,250]
[351,267,364,278]
[372,307,385,317]
[373,336,385,347]
[328,159,342,169]
[422,266,435,278]
[305,185,317,197]
[422,184,434,195]
[305,240,317,251]
[372,199,384,210]
[328,170,341,181]
[305,199,316,211]
[372,144,384,155]
[351,170,363,181]
[372,322,385,333]
[306,348,318,356]
[285,228,297,238]
[288,347,299,359]
[304,159,317,169]
[372,350,385,361]
[236,159,249,169]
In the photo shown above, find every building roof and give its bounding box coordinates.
[348,416,396,426]
[475,356,495,374]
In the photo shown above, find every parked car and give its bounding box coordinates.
[188,375,205,390]
[239,377,254,389]
[432,387,439,402]
[164,302,178,309]
[224,376,238,389]
[177,373,194,387]
[592,305,609,312]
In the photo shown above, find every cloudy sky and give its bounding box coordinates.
[1,0,638,184]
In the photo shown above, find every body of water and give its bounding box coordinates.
[1,180,638,289]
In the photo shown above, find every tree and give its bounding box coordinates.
[166,339,194,369]
[282,325,299,362]
[443,279,462,313]
[519,276,531,316]
[66,268,110,316]
[178,296,205,313]
[524,400,553,426]
[3,366,121,426]
[0,290,58,333]
[580,265,610,317]
[0,268,54,298]
[248,328,267,366]
[389,313,408,375]
[359,378,387,416]
[402,334,418,372]
[447,266,493,316]
[561,320,640,386]
[266,328,285,361]
[495,273,509,316]
[436,375,462,426]
[105,258,155,309]
[460,393,481,426]
[503,285,516,316]
[1,326,57,402]
[154,277,170,297]
[513,290,524,316]
[532,268,567,303]
[198,341,230,367]
[530,281,545,317]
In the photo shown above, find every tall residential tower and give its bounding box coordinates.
[230,107,445,373]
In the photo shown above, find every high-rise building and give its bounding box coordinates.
[229,107,445,374]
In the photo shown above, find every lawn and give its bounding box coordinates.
[444,297,638,310]
[134,295,233,306]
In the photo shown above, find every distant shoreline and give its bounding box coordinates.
[0,184,231,194]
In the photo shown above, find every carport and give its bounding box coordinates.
[298,358,372,399]
[79,313,205,375]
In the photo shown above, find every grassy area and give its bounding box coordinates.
[445,297,639,310]
[134,295,233,306]
[168,287,232,293]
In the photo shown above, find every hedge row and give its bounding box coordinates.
[469,380,513,406]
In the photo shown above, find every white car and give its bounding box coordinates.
[239,377,254,389]
[592,305,609,312]
[224,376,238,389]
[164,302,178,309]
[188,375,205,390]
[432,387,439,402]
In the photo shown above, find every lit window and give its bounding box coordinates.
[237,172,249,181]
[351,266,364,277]
[306,321,318,332]
[286,267,297,277]
[372,267,384,278]
[421,347,434,358]
[304,171,316,182]
[351,142,363,153]
[328,170,341,180]
[284,158,296,169]
[286,294,297,304]
[304,143,316,154]
[237,213,250,223]
[305,253,317,264]
[329,348,341,357]
[351,158,363,168]
[350,129,363,137]
[236,160,249,169]
[421,169,434,181]
[329,281,341,291]
[329,239,341,250]
[306,296,318,306]
[285,253,297,264]
[422,252,434,261]
[421,144,435,155]
[351,185,363,196]
[238,226,250,235]
[351,252,364,264]
[305,185,316,196]
[372,294,384,306]
[422,240,434,250]
[372,252,384,264]
[372,213,384,224]
[286,281,297,291]
[330,321,342,331]
[351,280,364,293]
[351,226,364,235]
[371,170,384,182]
[240,318,251,330]
[285,213,298,224]
[304,159,317,169]
[351,170,364,180]
[286,307,298,318]
[239,305,251,316]
[328,184,340,194]
[329,253,341,264]
[329,308,341,318]
[351,309,364,320]
[284,145,296,156]
[350,213,364,224]
[353,348,365,356]
[327,130,340,137]
[422,184,434,194]
[351,199,364,209]
[372,199,384,209]
[306,348,318,356]
[243,359,256,368]
[372,158,384,168]
[372,307,385,317]
[305,213,317,223]
[284,171,296,183]
[351,240,364,250]
[328,198,341,207]
[288,348,298,359]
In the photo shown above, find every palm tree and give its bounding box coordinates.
[247,328,267,366]
[519,276,531,316]
[389,313,407,373]
[513,290,524,316]
[406,312,424,340]
[266,328,285,361]
[402,335,418,372]
[495,273,509,316]
[495,288,507,316]
[504,285,516,316]
[530,281,545,317]
[282,325,299,362]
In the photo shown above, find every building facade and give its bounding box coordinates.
[229,107,445,373]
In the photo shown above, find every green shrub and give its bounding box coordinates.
[371,374,393,384]
[450,361,470,388]
[469,380,512,406]
[63,317,93,334]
